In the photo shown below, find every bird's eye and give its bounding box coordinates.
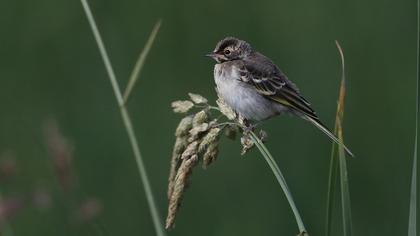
[224,49,231,55]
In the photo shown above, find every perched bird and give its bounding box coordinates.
[206,37,353,156]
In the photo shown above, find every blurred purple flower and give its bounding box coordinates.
[44,119,75,192]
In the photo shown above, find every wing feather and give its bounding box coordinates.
[235,52,354,156]
[238,54,318,120]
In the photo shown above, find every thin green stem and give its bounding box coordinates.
[214,122,237,127]
[249,131,307,235]
[409,135,418,236]
[326,41,353,236]
[120,107,165,236]
[80,0,124,106]
[194,104,220,111]
[337,123,353,236]
[335,41,353,236]
[408,0,419,235]
[325,142,338,236]
[123,20,161,105]
[80,1,166,235]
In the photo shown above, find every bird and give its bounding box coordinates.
[206,36,354,156]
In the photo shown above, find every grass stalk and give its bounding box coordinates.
[408,0,419,235]
[249,131,307,235]
[336,41,353,236]
[325,41,353,236]
[338,118,353,236]
[80,1,165,235]
[325,142,338,236]
[123,20,161,104]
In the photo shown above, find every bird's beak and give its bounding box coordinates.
[205,52,218,59]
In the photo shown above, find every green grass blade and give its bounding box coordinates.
[338,124,353,236]
[325,142,338,236]
[325,41,353,236]
[80,1,166,235]
[80,0,124,106]
[408,0,419,235]
[123,20,161,105]
[249,131,307,235]
[334,41,353,236]
[409,140,417,236]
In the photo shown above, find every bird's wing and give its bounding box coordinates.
[237,54,354,156]
[238,57,318,120]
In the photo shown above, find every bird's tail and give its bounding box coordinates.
[305,115,354,157]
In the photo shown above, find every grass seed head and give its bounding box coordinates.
[188,123,209,142]
[198,127,221,153]
[193,110,209,126]
[175,115,193,137]
[168,136,189,199]
[173,136,188,155]
[202,143,219,168]
[166,154,199,230]
[171,100,194,113]
[216,98,236,120]
[188,93,208,104]
[181,141,198,160]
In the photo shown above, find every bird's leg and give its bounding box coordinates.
[237,115,263,134]
[240,118,255,134]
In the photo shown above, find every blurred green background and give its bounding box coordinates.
[0,0,417,235]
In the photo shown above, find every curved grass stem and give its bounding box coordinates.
[249,131,307,235]
[325,41,353,236]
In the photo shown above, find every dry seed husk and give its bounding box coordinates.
[175,115,193,137]
[171,100,194,113]
[188,123,209,142]
[173,136,188,155]
[188,93,208,104]
[181,141,198,160]
[166,154,199,229]
[198,127,221,153]
[168,136,189,199]
[216,98,236,120]
[192,110,209,126]
[202,143,219,168]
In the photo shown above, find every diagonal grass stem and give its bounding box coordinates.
[123,20,161,105]
[249,131,307,235]
[80,1,166,235]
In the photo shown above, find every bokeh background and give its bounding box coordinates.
[0,0,417,235]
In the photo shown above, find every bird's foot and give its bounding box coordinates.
[241,120,262,135]
[243,124,255,134]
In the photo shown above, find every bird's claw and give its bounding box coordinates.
[243,124,255,134]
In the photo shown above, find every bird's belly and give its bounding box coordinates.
[214,64,280,121]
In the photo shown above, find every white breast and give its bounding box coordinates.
[214,63,282,121]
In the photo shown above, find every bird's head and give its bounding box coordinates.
[206,37,252,63]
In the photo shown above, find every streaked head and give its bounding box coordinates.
[206,37,253,63]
